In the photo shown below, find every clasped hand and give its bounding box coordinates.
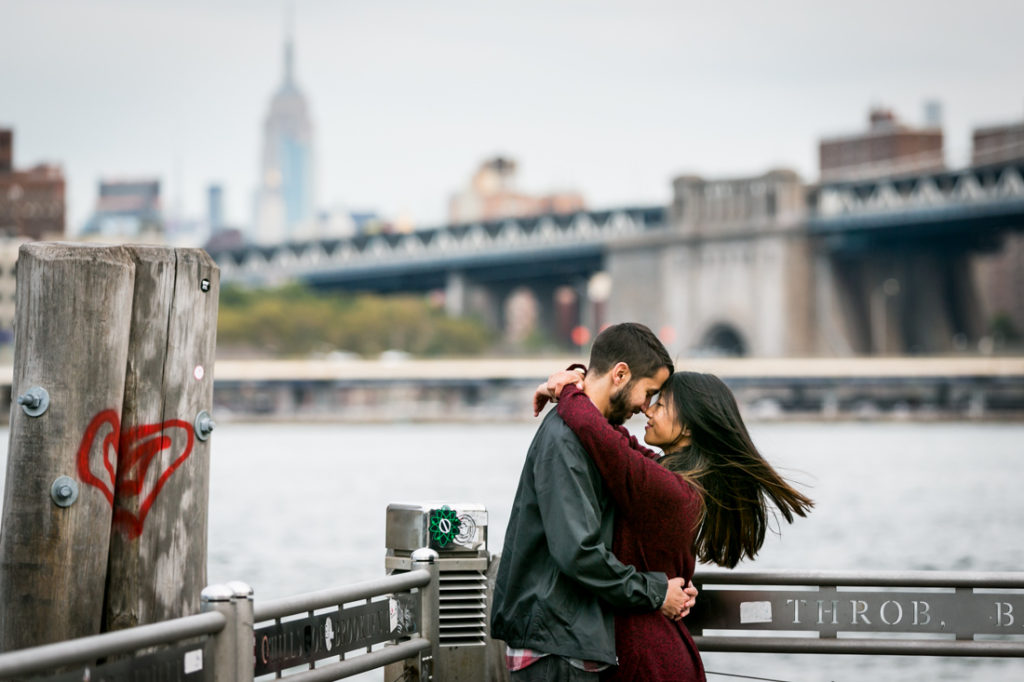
[660,578,698,621]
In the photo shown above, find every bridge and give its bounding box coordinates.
[208,158,1024,357]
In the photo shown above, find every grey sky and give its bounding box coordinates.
[3,0,1022,234]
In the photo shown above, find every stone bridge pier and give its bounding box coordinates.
[820,247,986,355]
[445,271,591,348]
[607,170,817,358]
[605,163,1022,358]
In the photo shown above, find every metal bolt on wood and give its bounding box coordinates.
[49,476,79,507]
[194,410,216,441]
[16,386,49,417]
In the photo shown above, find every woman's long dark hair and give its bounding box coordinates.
[657,372,813,568]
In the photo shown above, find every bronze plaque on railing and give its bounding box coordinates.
[254,592,420,676]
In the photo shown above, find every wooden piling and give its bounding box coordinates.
[0,243,136,650]
[103,246,219,630]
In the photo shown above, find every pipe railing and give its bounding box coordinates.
[0,549,442,682]
[0,610,227,679]
[3,563,1023,681]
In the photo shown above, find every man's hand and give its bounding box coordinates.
[532,369,585,416]
[660,578,698,621]
[532,381,555,416]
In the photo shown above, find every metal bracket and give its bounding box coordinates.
[50,476,79,507]
[194,410,216,441]
[17,386,50,417]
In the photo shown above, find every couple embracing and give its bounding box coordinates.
[491,323,813,681]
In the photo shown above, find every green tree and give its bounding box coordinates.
[217,283,493,357]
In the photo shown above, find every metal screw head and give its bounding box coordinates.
[17,386,50,417]
[194,410,216,441]
[50,476,79,507]
[200,278,211,292]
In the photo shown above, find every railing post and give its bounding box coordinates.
[227,581,255,682]
[412,547,441,682]
[201,583,254,682]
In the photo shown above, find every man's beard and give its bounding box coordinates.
[606,382,636,426]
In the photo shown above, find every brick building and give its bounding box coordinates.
[0,129,66,240]
[819,108,944,182]
[972,118,1024,166]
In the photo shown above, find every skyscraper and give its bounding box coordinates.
[253,24,315,245]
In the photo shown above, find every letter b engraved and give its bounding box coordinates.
[913,601,931,626]
[996,602,1015,627]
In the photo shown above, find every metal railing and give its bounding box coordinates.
[0,548,442,682]
[0,610,226,680]
[3,561,1023,681]
[690,569,1024,657]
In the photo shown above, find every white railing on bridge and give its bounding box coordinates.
[815,159,1024,218]
[216,207,663,284]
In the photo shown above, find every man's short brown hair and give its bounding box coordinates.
[588,322,673,380]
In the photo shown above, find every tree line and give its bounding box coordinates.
[217,283,493,358]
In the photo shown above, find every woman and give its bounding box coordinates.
[537,369,813,681]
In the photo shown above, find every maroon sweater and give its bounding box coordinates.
[557,386,706,682]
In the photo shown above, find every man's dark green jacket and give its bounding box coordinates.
[490,409,669,665]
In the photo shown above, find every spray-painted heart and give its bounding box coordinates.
[76,409,195,539]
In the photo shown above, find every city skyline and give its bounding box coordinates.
[3,0,1023,236]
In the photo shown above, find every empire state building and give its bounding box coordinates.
[253,32,315,245]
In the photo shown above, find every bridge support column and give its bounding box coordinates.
[445,271,467,318]
[503,286,540,346]
[553,285,580,348]
[826,249,987,355]
[445,272,504,332]
[813,253,858,355]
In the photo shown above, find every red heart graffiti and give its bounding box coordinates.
[76,409,195,539]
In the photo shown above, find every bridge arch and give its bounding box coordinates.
[696,322,748,357]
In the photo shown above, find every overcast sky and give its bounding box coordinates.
[3,0,1023,234]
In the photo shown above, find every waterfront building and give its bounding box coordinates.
[253,29,315,245]
[80,177,163,240]
[0,236,25,352]
[819,107,945,182]
[0,129,66,240]
[972,116,1024,166]
[448,156,585,224]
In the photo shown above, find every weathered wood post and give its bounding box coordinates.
[0,244,136,650]
[103,246,219,630]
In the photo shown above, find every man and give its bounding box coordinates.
[491,323,695,681]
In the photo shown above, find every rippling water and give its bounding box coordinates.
[2,421,1023,680]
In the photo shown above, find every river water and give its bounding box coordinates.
[2,420,1023,680]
